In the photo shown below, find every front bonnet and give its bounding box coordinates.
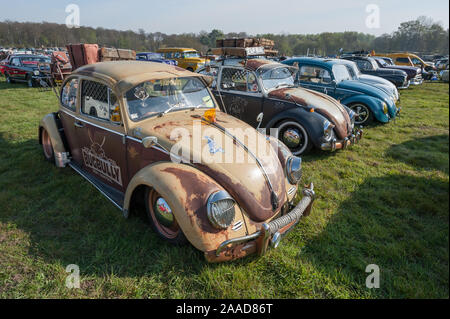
[134,109,287,222]
[268,87,352,139]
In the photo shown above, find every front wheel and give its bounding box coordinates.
[348,103,373,126]
[5,74,14,84]
[26,75,34,88]
[145,188,187,245]
[276,120,312,155]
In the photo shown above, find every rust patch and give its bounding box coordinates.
[268,88,307,106]
[195,164,283,222]
[245,59,275,72]
[161,167,223,235]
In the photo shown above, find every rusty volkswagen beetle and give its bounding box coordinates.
[39,61,315,262]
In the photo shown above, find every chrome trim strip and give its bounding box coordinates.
[69,163,123,211]
[287,186,297,196]
[60,109,125,137]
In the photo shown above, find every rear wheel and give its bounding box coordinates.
[349,103,373,126]
[276,120,312,155]
[41,128,55,163]
[187,67,194,72]
[145,188,187,245]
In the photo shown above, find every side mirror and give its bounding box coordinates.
[256,112,264,129]
[331,80,337,87]
[142,136,158,148]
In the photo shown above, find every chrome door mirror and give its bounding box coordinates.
[142,136,158,148]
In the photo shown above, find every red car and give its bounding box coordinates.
[0,54,12,76]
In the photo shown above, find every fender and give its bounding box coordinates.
[341,95,389,123]
[123,162,248,252]
[264,107,328,148]
[39,112,69,167]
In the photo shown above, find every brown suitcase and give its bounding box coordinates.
[236,38,254,48]
[100,47,136,61]
[223,38,237,47]
[83,43,99,65]
[66,43,99,70]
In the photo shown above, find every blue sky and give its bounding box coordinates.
[0,0,448,35]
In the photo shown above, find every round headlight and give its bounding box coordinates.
[286,156,302,184]
[207,191,236,229]
[382,102,388,114]
[323,120,335,141]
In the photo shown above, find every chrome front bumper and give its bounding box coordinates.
[320,127,363,151]
[398,79,411,89]
[206,184,315,262]
[410,76,423,85]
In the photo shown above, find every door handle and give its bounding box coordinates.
[74,121,84,128]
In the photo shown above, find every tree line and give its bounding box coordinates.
[0,16,448,56]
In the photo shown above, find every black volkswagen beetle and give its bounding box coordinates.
[198,58,361,155]
[342,56,409,89]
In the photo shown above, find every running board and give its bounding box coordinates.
[69,163,124,211]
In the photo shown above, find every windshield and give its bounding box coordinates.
[125,77,215,122]
[345,62,361,80]
[21,56,50,64]
[332,64,352,82]
[183,51,200,58]
[376,58,388,67]
[260,66,295,91]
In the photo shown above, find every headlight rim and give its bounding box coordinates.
[286,156,302,185]
[206,190,236,229]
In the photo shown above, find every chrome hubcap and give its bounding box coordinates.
[154,197,174,228]
[283,128,301,148]
[351,105,369,124]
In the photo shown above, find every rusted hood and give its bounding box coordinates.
[134,109,286,222]
[269,87,352,139]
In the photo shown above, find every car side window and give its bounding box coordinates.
[356,60,372,71]
[220,68,260,92]
[81,80,121,124]
[11,58,20,66]
[299,66,331,84]
[396,57,410,64]
[61,78,78,111]
[198,66,219,88]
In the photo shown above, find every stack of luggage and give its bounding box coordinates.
[66,44,136,70]
[213,38,278,56]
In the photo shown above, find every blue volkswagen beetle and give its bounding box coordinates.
[136,52,177,66]
[282,57,400,126]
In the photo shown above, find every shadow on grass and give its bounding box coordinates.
[300,173,449,298]
[385,134,449,174]
[0,134,247,284]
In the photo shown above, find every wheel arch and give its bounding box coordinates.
[341,95,389,123]
[39,112,68,165]
[123,162,248,252]
[265,108,327,149]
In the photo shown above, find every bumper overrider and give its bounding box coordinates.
[205,184,316,262]
[320,127,363,151]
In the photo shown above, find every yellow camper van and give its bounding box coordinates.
[157,48,208,72]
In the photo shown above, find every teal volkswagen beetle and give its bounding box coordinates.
[282,57,401,126]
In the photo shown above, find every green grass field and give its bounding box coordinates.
[0,77,448,298]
